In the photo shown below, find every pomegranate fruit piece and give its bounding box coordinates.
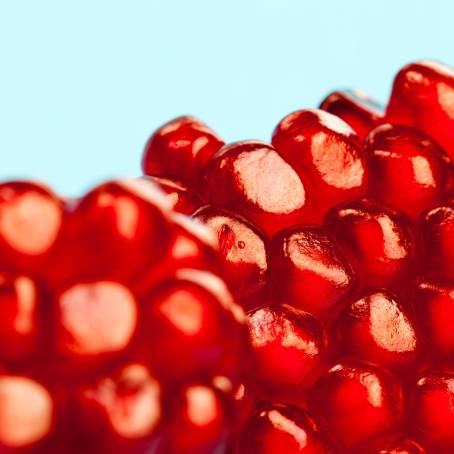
[386,60,454,160]
[271,226,356,320]
[371,438,426,454]
[0,181,63,274]
[324,197,415,289]
[365,123,453,219]
[193,206,269,310]
[334,289,422,370]
[412,370,454,450]
[272,109,368,223]
[320,89,384,140]
[421,200,454,277]
[204,141,308,236]
[308,361,404,448]
[78,362,162,453]
[142,116,224,190]
[145,176,203,215]
[163,384,231,454]
[235,403,337,453]
[413,276,454,360]
[0,274,41,363]
[247,304,328,403]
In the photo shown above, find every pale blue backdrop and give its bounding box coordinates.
[1,0,453,195]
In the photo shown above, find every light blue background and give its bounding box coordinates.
[1,0,453,195]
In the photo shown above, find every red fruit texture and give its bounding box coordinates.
[141,62,454,453]
[0,177,250,453]
[320,89,384,140]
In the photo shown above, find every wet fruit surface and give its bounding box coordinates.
[138,59,454,454]
[5,59,454,453]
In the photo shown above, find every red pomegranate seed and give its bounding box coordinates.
[271,226,356,321]
[324,197,415,289]
[204,141,308,237]
[247,304,327,403]
[412,370,454,450]
[308,361,404,448]
[371,437,426,454]
[413,276,454,360]
[272,109,368,223]
[320,89,383,140]
[0,181,63,274]
[386,61,454,160]
[335,289,422,370]
[193,206,269,310]
[142,116,224,190]
[365,123,453,219]
[421,200,454,277]
[146,176,203,215]
[235,403,337,453]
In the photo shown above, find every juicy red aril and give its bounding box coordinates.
[308,361,403,448]
[386,60,454,160]
[0,374,55,450]
[163,384,231,454]
[247,304,327,403]
[0,274,40,363]
[0,181,63,274]
[324,197,415,289]
[271,226,356,321]
[77,362,162,453]
[55,281,138,371]
[334,289,422,370]
[365,123,453,220]
[140,273,247,383]
[413,276,454,360]
[421,200,454,277]
[412,370,454,450]
[50,179,171,287]
[272,109,368,223]
[235,404,337,453]
[320,89,384,140]
[193,206,269,310]
[142,116,224,190]
[145,176,203,215]
[204,141,308,237]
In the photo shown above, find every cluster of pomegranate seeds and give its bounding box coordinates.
[0,178,250,453]
[142,60,454,453]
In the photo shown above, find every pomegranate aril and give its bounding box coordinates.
[54,281,138,373]
[271,226,356,321]
[146,176,203,215]
[386,60,454,160]
[247,304,327,403]
[421,200,454,277]
[0,374,55,450]
[0,181,63,274]
[324,197,415,289]
[142,116,224,190]
[412,370,454,451]
[365,123,453,219]
[77,362,162,453]
[235,403,337,453]
[413,276,454,360]
[320,89,383,140]
[0,274,40,363]
[308,361,403,448]
[204,141,308,237]
[334,289,422,370]
[139,273,247,383]
[163,383,231,454]
[193,206,269,310]
[50,179,172,287]
[272,109,368,223]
